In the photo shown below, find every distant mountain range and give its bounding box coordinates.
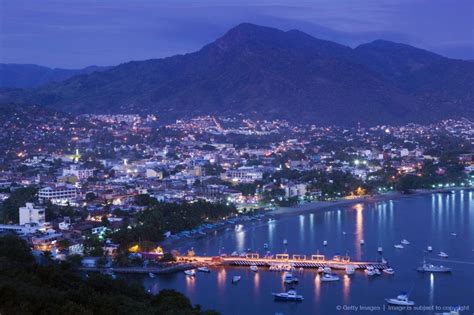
[1,23,473,125]
[0,64,111,88]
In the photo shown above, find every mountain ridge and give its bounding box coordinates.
[0,23,472,125]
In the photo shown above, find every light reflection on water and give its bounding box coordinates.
[143,191,474,315]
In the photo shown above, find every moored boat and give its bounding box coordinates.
[197,267,211,273]
[250,264,258,272]
[283,272,299,284]
[272,289,304,301]
[401,239,410,245]
[383,268,395,275]
[385,293,415,306]
[148,272,156,278]
[438,251,449,258]
[394,244,404,249]
[184,269,196,276]
[321,273,340,282]
[417,262,451,273]
[346,265,355,275]
[232,276,241,283]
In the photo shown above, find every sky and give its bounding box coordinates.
[1,0,473,68]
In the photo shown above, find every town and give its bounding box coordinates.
[0,105,473,268]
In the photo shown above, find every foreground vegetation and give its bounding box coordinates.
[0,234,218,315]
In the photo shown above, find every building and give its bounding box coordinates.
[62,165,94,180]
[19,203,45,227]
[283,183,307,198]
[222,167,263,183]
[39,184,77,205]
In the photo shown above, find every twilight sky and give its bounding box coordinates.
[1,0,473,68]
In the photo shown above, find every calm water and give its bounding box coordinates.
[141,191,474,314]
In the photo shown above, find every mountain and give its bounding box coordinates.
[0,64,111,88]
[1,23,473,125]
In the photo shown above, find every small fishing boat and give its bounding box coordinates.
[365,266,376,276]
[283,239,288,245]
[394,244,404,249]
[148,272,156,278]
[346,265,355,275]
[438,251,449,258]
[184,269,196,276]
[377,246,383,253]
[323,240,328,246]
[385,293,415,306]
[283,272,299,284]
[383,268,395,275]
[323,267,332,274]
[360,239,365,245]
[197,267,211,273]
[250,264,258,272]
[427,246,433,252]
[317,267,324,273]
[321,273,340,282]
[417,262,451,273]
[232,276,241,283]
[272,289,304,301]
[401,239,410,245]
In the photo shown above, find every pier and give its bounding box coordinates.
[178,253,389,270]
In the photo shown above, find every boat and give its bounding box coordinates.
[365,266,376,276]
[401,239,410,245]
[385,293,415,306]
[394,244,404,249]
[232,276,241,283]
[272,289,304,301]
[438,251,449,258]
[231,251,238,257]
[360,239,365,245]
[321,273,340,282]
[148,272,156,278]
[263,243,269,249]
[381,257,388,264]
[427,246,433,252]
[323,267,332,274]
[197,267,211,273]
[417,262,451,273]
[383,268,395,275]
[451,233,457,236]
[317,267,324,273]
[374,268,381,275]
[323,240,328,246]
[184,269,196,276]
[250,264,258,272]
[346,265,355,275]
[283,272,299,284]
[377,246,383,253]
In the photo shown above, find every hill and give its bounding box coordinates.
[1,23,473,125]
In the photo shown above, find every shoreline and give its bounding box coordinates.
[161,187,472,252]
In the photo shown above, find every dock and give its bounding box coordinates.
[178,253,389,270]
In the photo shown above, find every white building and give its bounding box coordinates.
[39,185,77,205]
[222,167,263,183]
[62,165,94,180]
[19,203,45,227]
[283,183,307,198]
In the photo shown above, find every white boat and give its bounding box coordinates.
[317,267,324,273]
[451,233,457,236]
[197,267,211,273]
[394,244,404,249]
[323,240,328,246]
[374,268,381,275]
[438,251,449,258]
[346,265,355,275]
[298,267,304,273]
[401,239,410,245]
[360,239,365,245]
[385,293,415,306]
[383,268,395,275]
[283,239,288,245]
[231,251,239,257]
[323,267,332,274]
[365,266,376,276]
[381,257,388,264]
[417,262,451,273]
[321,273,340,282]
[250,264,258,272]
[283,272,298,284]
[272,289,304,301]
[184,269,196,276]
[377,246,383,253]
[148,272,156,278]
[427,246,433,252]
[232,275,241,283]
